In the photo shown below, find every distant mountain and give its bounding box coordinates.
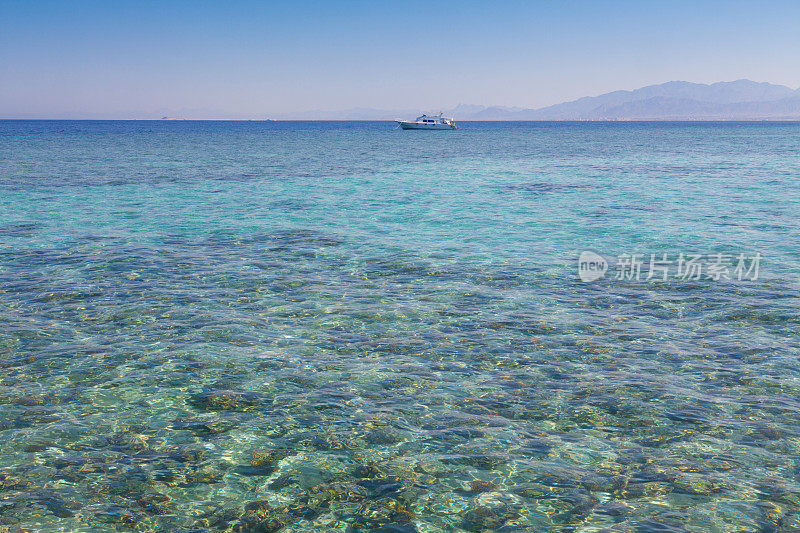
[468,80,800,120]
[285,80,800,121]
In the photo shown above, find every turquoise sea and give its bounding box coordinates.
[1,120,799,532]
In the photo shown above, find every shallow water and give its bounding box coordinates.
[1,120,799,532]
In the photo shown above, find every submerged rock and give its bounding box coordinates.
[447,455,507,470]
[251,447,295,468]
[21,437,54,452]
[229,500,319,533]
[137,492,172,515]
[308,482,368,505]
[186,468,224,484]
[91,504,147,525]
[350,498,416,533]
[364,428,402,445]
[619,481,674,498]
[172,415,239,435]
[457,479,498,495]
[308,432,360,451]
[594,501,633,520]
[1,490,82,519]
[673,474,723,495]
[357,478,405,499]
[268,473,299,490]
[234,465,276,477]
[235,447,295,477]
[0,472,28,491]
[463,492,524,532]
[188,389,267,411]
[230,500,292,533]
[555,498,599,523]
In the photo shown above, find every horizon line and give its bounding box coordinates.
[3,118,800,123]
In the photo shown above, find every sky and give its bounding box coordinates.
[1,0,799,118]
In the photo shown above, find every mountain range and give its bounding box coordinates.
[275,80,800,121]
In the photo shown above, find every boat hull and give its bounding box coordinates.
[396,121,457,130]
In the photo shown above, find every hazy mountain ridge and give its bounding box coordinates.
[470,80,800,120]
[287,80,800,120]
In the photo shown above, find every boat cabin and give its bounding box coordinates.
[416,114,453,125]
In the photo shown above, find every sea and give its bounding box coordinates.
[0,120,799,532]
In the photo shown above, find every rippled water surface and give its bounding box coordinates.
[1,120,799,532]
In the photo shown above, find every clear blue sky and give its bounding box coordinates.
[1,0,799,118]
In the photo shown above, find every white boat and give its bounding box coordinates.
[396,113,457,130]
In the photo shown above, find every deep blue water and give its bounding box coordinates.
[1,120,799,532]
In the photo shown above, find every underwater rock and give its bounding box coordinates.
[0,472,28,491]
[308,482,368,505]
[192,503,241,529]
[457,479,498,495]
[634,431,691,447]
[445,427,486,439]
[519,438,551,457]
[104,432,152,452]
[532,471,582,490]
[137,492,172,515]
[152,461,190,486]
[580,474,629,493]
[21,437,55,452]
[308,432,360,451]
[413,462,447,477]
[188,389,267,411]
[752,424,786,440]
[229,500,319,533]
[357,478,405,499]
[235,447,295,477]
[447,455,507,470]
[91,504,147,525]
[172,415,239,435]
[278,375,317,388]
[234,465,276,477]
[673,474,723,496]
[12,407,63,427]
[470,479,498,493]
[51,454,113,482]
[701,457,737,471]
[363,428,402,445]
[752,480,800,506]
[349,498,416,533]
[635,517,692,532]
[380,377,415,390]
[53,455,94,469]
[779,511,800,530]
[353,464,382,479]
[756,500,784,529]
[186,468,224,484]
[170,445,210,463]
[1,490,81,518]
[13,394,55,406]
[98,471,150,496]
[511,483,569,499]
[229,500,292,533]
[555,498,599,523]
[594,501,633,520]
[463,491,524,532]
[619,481,674,498]
[268,473,299,490]
[251,447,295,468]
